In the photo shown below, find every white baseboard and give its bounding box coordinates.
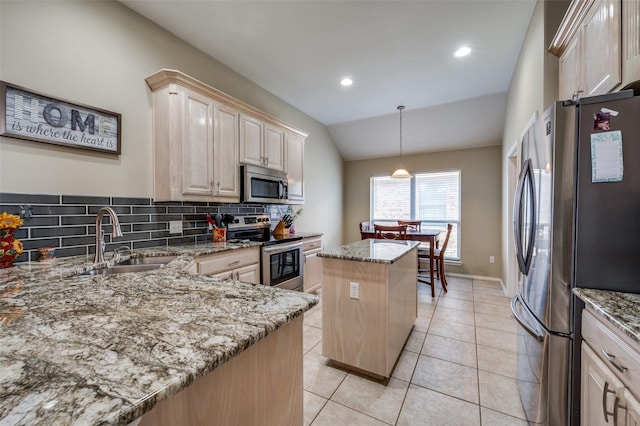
[446,272,506,295]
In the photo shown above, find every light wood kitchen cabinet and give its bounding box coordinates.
[285,131,305,204]
[303,236,322,293]
[195,246,261,284]
[581,308,640,425]
[622,0,640,88]
[146,70,240,203]
[239,116,285,172]
[551,0,622,100]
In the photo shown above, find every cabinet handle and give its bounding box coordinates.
[216,181,220,195]
[601,349,628,373]
[261,156,266,165]
[614,397,627,426]
[603,381,616,423]
[265,157,269,166]
[228,260,240,266]
[210,180,216,195]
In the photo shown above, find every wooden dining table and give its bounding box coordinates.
[360,226,443,286]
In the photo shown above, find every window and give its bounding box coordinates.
[371,171,461,259]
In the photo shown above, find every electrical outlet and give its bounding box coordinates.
[349,282,360,299]
[489,256,495,264]
[169,221,183,234]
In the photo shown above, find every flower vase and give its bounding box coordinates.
[0,229,23,268]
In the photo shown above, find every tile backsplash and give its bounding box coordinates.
[0,192,267,263]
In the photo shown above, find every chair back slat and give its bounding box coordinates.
[374,224,408,240]
[398,220,421,231]
[439,224,453,253]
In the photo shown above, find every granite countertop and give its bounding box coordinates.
[318,239,419,264]
[574,288,640,345]
[293,231,323,239]
[0,242,319,425]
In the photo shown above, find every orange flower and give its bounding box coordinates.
[0,213,23,230]
[12,240,23,255]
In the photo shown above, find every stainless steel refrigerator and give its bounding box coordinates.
[511,90,640,426]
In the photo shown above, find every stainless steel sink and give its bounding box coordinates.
[116,256,177,266]
[81,263,166,275]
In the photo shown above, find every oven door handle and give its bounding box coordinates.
[262,241,303,254]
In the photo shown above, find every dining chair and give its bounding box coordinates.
[359,222,371,239]
[398,220,421,231]
[418,223,453,297]
[374,224,408,240]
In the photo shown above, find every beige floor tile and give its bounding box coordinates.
[304,325,323,351]
[480,407,528,425]
[417,301,436,318]
[474,293,511,308]
[437,297,474,312]
[473,286,508,298]
[304,308,323,328]
[413,315,431,333]
[474,301,513,318]
[474,311,519,334]
[332,375,409,424]
[304,390,327,426]
[476,327,519,353]
[422,334,477,368]
[443,276,474,292]
[412,355,479,404]
[404,329,426,353]
[478,370,526,420]
[432,306,476,326]
[311,400,389,426]
[303,351,348,399]
[418,288,440,303]
[476,345,530,381]
[441,289,475,301]
[392,350,418,382]
[473,278,503,288]
[310,340,323,355]
[397,384,481,426]
[429,318,476,343]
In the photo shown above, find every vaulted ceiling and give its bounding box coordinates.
[122,0,537,161]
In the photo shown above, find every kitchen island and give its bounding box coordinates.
[0,243,318,425]
[318,239,419,378]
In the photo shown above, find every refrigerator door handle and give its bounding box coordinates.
[511,295,544,342]
[513,159,536,275]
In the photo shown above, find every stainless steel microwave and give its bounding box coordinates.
[241,165,289,204]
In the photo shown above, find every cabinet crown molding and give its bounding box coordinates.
[146,69,308,138]
[549,0,597,56]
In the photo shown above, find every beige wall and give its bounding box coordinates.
[500,0,568,295]
[343,145,502,278]
[0,1,344,249]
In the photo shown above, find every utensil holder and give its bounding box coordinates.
[272,220,289,236]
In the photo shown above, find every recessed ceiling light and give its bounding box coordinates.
[454,46,472,58]
[340,77,353,87]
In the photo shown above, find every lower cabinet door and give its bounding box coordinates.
[303,248,322,292]
[581,343,625,426]
[235,263,260,285]
[625,388,640,426]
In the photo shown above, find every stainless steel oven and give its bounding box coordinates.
[261,239,304,291]
[241,165,289,204]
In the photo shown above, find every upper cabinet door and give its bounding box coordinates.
[240,114,264,167]
[213,103,240,201]
[622,0,640,88]
[285,131,305,203]
[264,124,285,172]
[181,88,215,197]
[581,0,621,97]
[559,35,581,101]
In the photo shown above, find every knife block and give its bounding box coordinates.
[272,220,289,236]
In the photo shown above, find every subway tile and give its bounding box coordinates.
[115,215,150,224]
[132,223,167,232]
[23,216,60,227]
[22,238,60,250]
[0,193,60,204]
[133,239,167,249]
[167,206,196,214]
[151,230,172,239]
[55,246,88,258]
[150,214,183,222]
[31,226,87,238]
[87,205,130,215]
[112,197,150,206]
[61,216,97,226]
[168,236,196,246]
[62,195,110,205]
[61,236,95,247]
[132,206,167,215]
[34,205,86,216]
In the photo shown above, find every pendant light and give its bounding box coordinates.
[392,105,411,178]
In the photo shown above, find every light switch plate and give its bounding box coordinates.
[169,221,183,234]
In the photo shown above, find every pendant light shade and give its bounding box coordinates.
[392,105,411,178]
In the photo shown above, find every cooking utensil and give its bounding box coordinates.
[206,214,217,228]
[214,213,222,227]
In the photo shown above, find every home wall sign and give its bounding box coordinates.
[0,81,121,155]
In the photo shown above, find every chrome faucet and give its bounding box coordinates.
[94,207,123,264]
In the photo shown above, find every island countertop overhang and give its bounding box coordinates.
[318,238,420,264]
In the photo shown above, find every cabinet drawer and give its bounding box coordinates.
[197,247,260,275]
[583,308,640,394]
[303,237,322,252]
